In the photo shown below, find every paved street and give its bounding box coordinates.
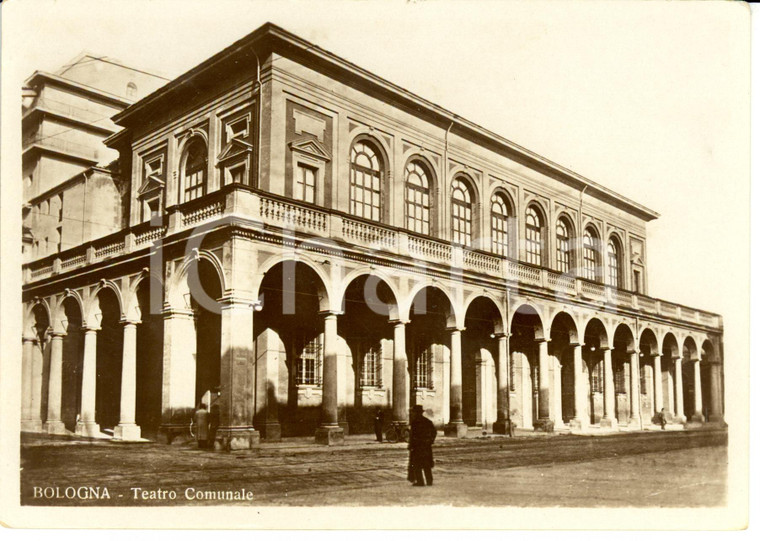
[20,428,727,507]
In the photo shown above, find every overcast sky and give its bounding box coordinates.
[2,0,750,349]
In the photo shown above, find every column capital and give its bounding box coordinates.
[82,326,101,333]
[446,326,465,333]
[389,319,410,326]
[120,319,141,327]
[535,337,550,344]
[218,295,259,310]
[493,332,509,339]
[22,335,38,344]
[319,310,343,319]
[49,330,66,339]
[162,308,195,320]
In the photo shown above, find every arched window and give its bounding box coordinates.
[525,206,544,266]
[608,238,622,288]
[490,192,511,256]
[183,138,208,202]
[582,227,600,281]
[405,160,431,235]
[350,140,383,221]
[451,177,473,246]
[556,218,572,274]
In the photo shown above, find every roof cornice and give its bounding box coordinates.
[111,23,659,221]
[25,71,133,108]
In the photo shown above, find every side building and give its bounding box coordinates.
[21,24,725,448]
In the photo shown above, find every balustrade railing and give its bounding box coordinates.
[21,186,722,330]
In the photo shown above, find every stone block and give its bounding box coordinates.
[215,427,260,450]
[113,423,142,441]
[444,422,468,438]
[315,425,344,445]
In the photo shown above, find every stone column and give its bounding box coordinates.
[652,353,663,417]
[114,320,142,440]
[533,338,553,431]
[629,350,642,427]
[444,327,467,437]
[159,309,197,444]
[709,362,724,424]
[569,343,587,429]
[75,327,101,437]
[493,333,510,434]
[600,347,618,428]
[215,298,260,450]
[391,320,409,425]
[44,332,67,434]
[315,311,344,445]
[674,356,685,422]
[21,337,36,431]
[690,358,705,423]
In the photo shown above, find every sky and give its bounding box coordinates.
[2,0,750,379]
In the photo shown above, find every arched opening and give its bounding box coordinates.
[340,275,397,433]
[555,216,575,275]
[350,138,385,222]
[490,191,513,256]
[405,159,434,236]
[582,318,608,425]
[661,333,679,421]
[451,176,475,247]
[182,137,208,202]
[510,304,544,429]
[682,336,699,421]
[60,297,84,432]
[700,340,716,421]
[135,276,164,440]
[31,304,50,427]
[607,236,623,289]
[550,312,578,426]
[192,259,223,409]
[254,260,330,438]
[407,286,455,427]
[612,324,635,424]
[639,328,659,423]
[463,296,502,429]
[94,288,123,431]
[582,226,602,282]
[525,205,545,266]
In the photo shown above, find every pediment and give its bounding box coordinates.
[289,139,331,162]
[217,137,253,163]
[137,175,165,196]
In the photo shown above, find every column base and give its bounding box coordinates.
[261,422,281,442]
[21,420,44,433]
[315,425,344,446]
[158,423,192,445]
[444,421,468,438]
[689,413,705,424]
[214,427,260,451]
[75,420,102,438]
[533,418,555,433]
[568,417,589,430]
[600,417,618,429]
[492,419,515,435]
[706,416,727,427]
[44,420,67,435]
[113,423,142,441]
[628,416,642,429]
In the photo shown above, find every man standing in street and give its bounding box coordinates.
[374,409,384,443]
[408,405,436,486]
[193,403,209,449]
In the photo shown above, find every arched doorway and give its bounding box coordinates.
[339,274,397,434]
[612,324,635,425]
[639,328,659,424]
[462,296,502,430]
[134,276,164,440]
[661,333,680,422]
[254,260,331,438]
[60,297,84,432]
[682,336,700,422]
[550,312,579,427]
[192,259,223,409]
[510,304,545,429]
[407,286,455,428]
[582,318,608,425]
[94,288,123,432]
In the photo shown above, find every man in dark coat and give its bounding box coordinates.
[374,409,384,442]
[408,405,436,486]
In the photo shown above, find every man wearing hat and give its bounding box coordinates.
[408,405,436,486]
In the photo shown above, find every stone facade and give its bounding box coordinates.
[21,24,725,449]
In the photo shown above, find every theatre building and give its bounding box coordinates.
[21,23,725,449]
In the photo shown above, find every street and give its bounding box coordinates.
[20,428,727,507]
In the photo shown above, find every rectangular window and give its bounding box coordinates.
[491,213,509,256]
[614,364,626,394]
[56,227,62,252]
[296,335,322,386]
[58,194,64,222]
[350,168,381,221]
[591,360,603,393]
[413,343,432,390]
[226,116,249,141]
[184,170,205,202]
[295,164,317,204]
[526,226,542,266]
[358,341,382,388]
[556,238,570,273]
[583,246,597,281]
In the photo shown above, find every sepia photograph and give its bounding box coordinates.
[0,0,751,530]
